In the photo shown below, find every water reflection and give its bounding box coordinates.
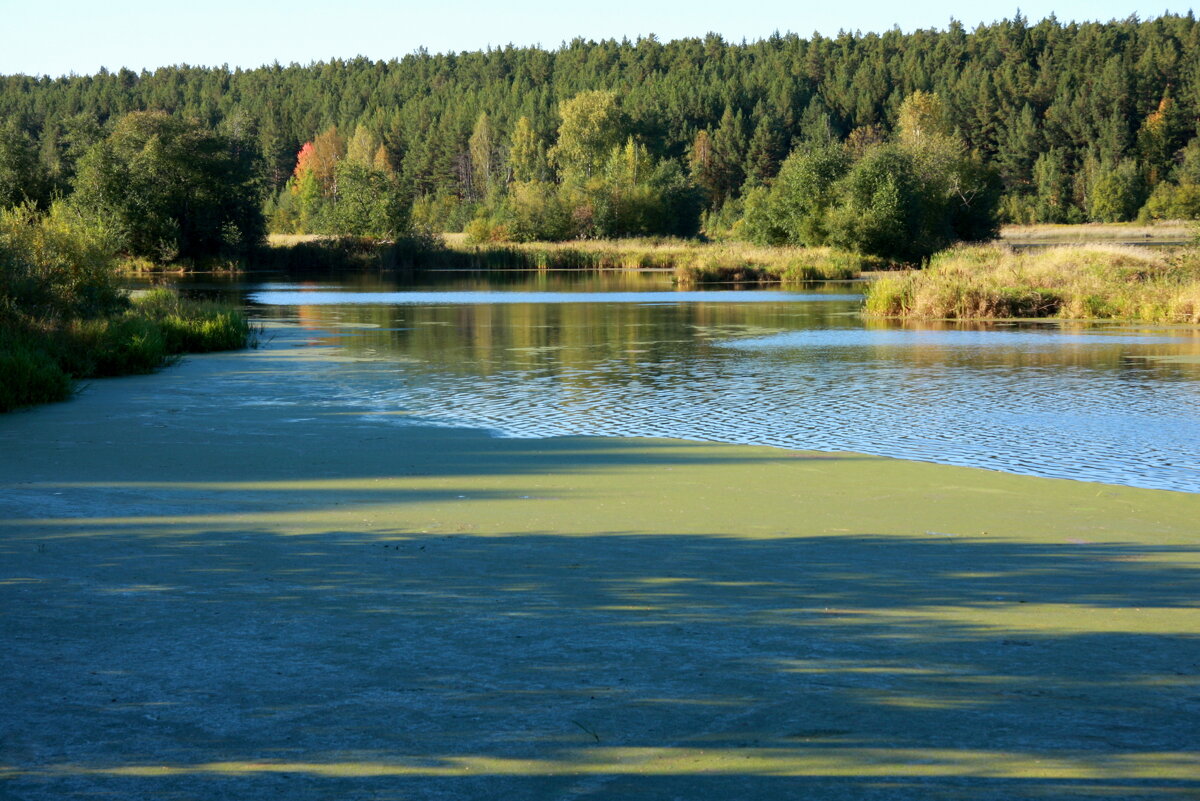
[251,289,862,306]
[173,270,1200,492]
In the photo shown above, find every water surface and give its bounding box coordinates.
[209,271,1200,491]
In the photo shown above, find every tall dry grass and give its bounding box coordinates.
[1000,220,1194,244]
[865,244,1200,322]
[440,237,880,282]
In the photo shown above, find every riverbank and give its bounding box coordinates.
[0,204,254,412]
[258,234,884,283]
[1,330,1196,800]
[441,235,881,281]
[0,289,252,412]
[865,243,1200,322]
[1000,219,1194,246]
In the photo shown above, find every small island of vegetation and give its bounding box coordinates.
[865,243,1200,321]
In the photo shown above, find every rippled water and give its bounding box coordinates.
[237,271,1200,492]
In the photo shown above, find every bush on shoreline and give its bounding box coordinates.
[865,244,1200,322]
[1,203,253,412]
[1,290,253,412]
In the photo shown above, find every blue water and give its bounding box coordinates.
[245,276,1200,492]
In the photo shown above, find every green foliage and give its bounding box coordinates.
[896,91,954,149]
[0,118,47,208]
[1,200,252,412]
[1139,181,1200,220]
[330,161,409,238]
[0,201,124,322]
[825,146,925,261]
[411,190,473,236]
[699,196,744,241]
[70,112,265,262]
[276,124,411,239]
[736,185,784,245]
[67,315,170,377]
[750,142,851,246]
[1032,149,1076,223]
[1089,160,1148,222]
[0,293,252,410]
[589,140,699,238]
[345,124,379,168]
[468,113,498,198]
[4,16,1200,233]
[548,91,626,179]
[470,110,700,242]
[739,96,1000,262]
[132,288,251,353]
[0,335,72,412]
[509,116,548,183]
[488,180,572,242]
[744,114,787,187]
[265,186,303,234]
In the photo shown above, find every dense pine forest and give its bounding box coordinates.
[4,13,1200,255]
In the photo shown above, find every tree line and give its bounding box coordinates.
[3,14,1200,259]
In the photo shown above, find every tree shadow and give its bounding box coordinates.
[3,512,1197,800]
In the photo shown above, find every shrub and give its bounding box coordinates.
[0,339,72,411]
[0,201,125,321]
[1088,160,1148,222]
[1139,182,1200,220]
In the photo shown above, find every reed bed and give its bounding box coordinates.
[1000,220,1194,244]
[865,244,1200,322]
[440,237,878,282]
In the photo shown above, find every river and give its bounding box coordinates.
[158,269,1200,492]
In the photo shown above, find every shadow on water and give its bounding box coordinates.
[2,452,1198,799]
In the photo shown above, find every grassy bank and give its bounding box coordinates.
[1,289,252,412]
[260,233,879,282]
[673,245,883,284]
[1,204,253,412]
[439,236,883,282]
[1000,220,1194,245]
[865,244,1200,322]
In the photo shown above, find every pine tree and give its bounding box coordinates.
[744,114,787,187]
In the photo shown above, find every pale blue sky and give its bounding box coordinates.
[1,0,1192,77]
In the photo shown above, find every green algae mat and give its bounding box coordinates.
[1,344,1197,800]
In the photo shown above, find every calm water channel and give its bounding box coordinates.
[181,270,1200,492]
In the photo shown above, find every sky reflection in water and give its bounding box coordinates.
[248,278,1200,492]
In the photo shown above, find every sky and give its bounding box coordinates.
[1,0,1193,77]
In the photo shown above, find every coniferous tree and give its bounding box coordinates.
[6,14,1200,232]
[745,114,787,187]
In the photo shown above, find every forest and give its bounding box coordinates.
[3,13,1200,260]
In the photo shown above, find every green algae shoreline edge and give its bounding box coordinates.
[1,341,1197,800]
